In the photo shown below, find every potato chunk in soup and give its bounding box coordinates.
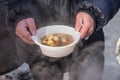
[40,33,74,47]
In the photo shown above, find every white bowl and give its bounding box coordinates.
[32,25,80,58]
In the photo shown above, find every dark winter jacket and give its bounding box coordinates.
[7,0,120,43]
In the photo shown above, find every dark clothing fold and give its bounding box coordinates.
[0,5,23,75]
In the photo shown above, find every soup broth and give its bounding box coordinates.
[40,33,74,47]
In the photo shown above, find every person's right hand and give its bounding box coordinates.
[75,12,94,39]
[16,18,36,44]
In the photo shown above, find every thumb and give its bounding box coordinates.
[75,13,83,31]
[25,18,36,35]
[75,18,82,31]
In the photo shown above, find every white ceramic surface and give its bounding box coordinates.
[32,25,80,57]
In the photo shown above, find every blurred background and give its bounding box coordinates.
[102,10,120,80]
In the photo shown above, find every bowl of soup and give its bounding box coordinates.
[32,25,80,57]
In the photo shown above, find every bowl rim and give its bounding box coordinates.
[32,25,80,49]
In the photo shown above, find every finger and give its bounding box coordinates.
[17,28,34,44]
[84,25,94,41]
[19,35,34,44]
[23,36,34,44]
[25,18,36,35]
[80,18,90,39]
[80,27,89,39]
[17,26,31,38]
[84,29,92,40]
[16,25,33,42]
[75,14,83,31]
[16,20,29,37]
[75,19,82,31]
[22,27,33,41]
[84,13,94,37]
[87,26,94,36]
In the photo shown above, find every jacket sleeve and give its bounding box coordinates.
[7,0,36,27]
[74,0,120,31]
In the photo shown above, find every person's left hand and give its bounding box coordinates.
[16,18,36,44]
[75,12,94,39]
